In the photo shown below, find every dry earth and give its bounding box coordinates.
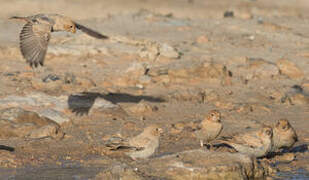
[0,0,308,179]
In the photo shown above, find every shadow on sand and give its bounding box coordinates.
[0,145,14,152]
[68,92,165,116]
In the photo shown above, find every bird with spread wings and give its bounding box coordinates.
[10,14,108,67]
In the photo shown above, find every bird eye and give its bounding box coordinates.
[265,130,271,136]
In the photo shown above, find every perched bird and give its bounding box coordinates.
[272,119,298,152]
[194,110,223,147]
[218,126,273,158]
[10,14,108,67]
[105,125,163,160]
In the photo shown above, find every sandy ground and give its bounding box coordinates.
[0,0,308,179]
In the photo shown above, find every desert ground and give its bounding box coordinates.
[0,0,308,179]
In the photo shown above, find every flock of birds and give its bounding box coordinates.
[104,110,298,160]
[10,14,298,161]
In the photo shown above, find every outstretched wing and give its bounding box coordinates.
[19,22,51,67]
[74,22,109,39]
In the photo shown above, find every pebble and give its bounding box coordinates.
[276,59,304,79]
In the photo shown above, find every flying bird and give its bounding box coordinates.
[10,14,108,67]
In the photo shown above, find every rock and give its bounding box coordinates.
[168,62,226,81]
[138,75,152,85]
[147,66,168,77]
[167,89,205,102]
[125,100,154,114]
[95,163,142,180]
[137,150,270,179]
[224,11,234,18]
[248,58,279,79]
[196,62,226,79]
[0,151,22,168]
[273,153,295,163]
[125,62,147,78]
[214,100,234,109]
[276,59,304,79]
[138,42,159,61]
[38,109,70,125]
[289,93,309,105]
[0,107,62,139]
[159,43,180,59]
[138,41,180,60]
[196,35,209,43]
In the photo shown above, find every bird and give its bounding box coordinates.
[10,14,108,67]
[272,119,298,152]
[104,125,163,160]
[193,110,223,147]
[218,126,273,158]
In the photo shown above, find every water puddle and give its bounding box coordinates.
[0,166,102,180]
[276,168,309,180]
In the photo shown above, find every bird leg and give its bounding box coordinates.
[200,140,204,147]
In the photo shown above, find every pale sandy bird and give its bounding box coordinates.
[219,126,273,158]
[272,119,298,152]
[105,125,163,160]
[194,110,223,147]
[10,14,108,67]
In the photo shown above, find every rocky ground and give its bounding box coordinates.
[0,0,308,179]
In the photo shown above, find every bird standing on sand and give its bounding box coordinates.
[218,126,273,158]
[10,14,108,67]
[194,110,223,147]
[272,119,298,152]
[105,125,163,160]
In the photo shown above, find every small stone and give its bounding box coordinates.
[276,59,304,79]
[42,74,61,83]
[138,75,152,85]
[196,35,209,43]
[289,93,309,105]
[224,11,234,18]
[248,58,279,78]
[95,163,142,180]
[38,109,70,125]
[63,73,76,84]
[126,100,153,114]
[138,42,159,61]
[159,43,180,59]
[125,62,147,78]
[274,153,295,163]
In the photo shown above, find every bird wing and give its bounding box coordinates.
[19,22,51,67]
[222,132,263,149]
[74,22,109,39]
[104,136,144,151]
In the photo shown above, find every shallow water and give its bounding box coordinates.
[0,166,102,180]
[276,169,309,180]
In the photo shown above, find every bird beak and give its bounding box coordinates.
[71,27,76,33]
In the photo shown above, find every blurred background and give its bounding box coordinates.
[1,0,309,20]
